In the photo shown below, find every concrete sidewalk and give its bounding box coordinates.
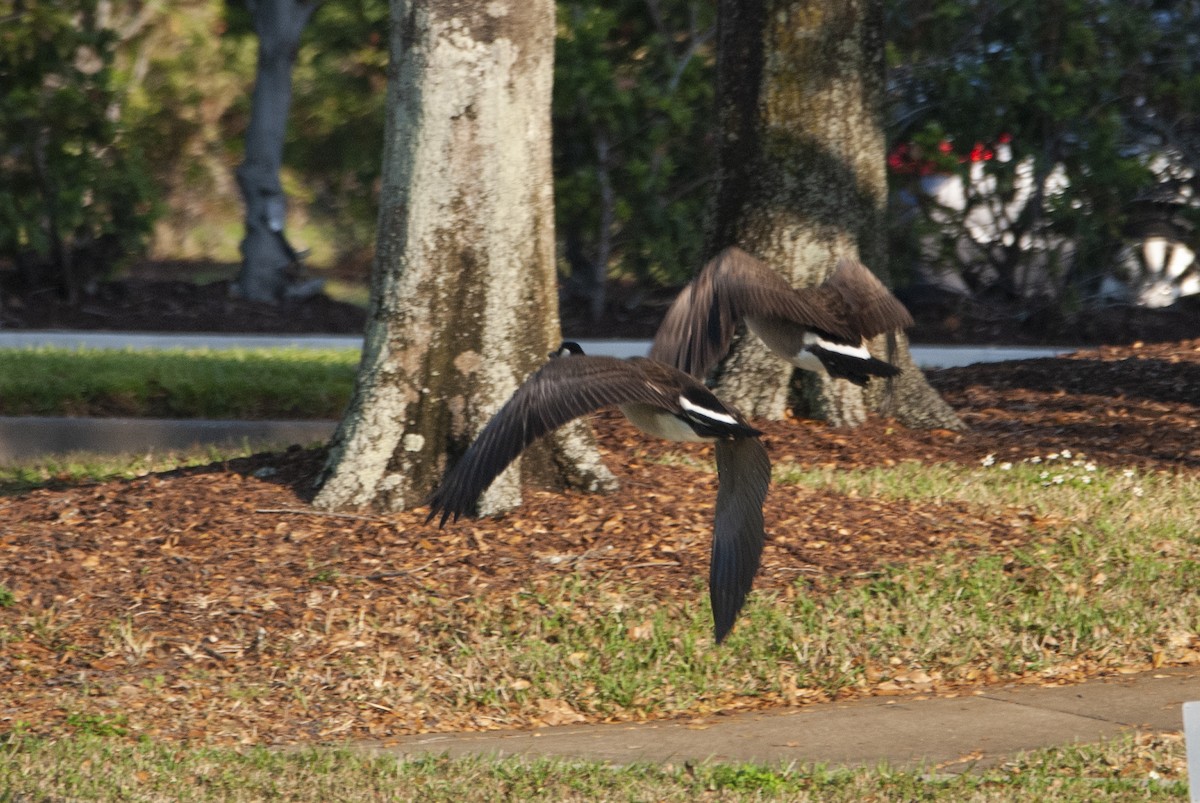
[371,666,1200,772]
[0,415,335,462]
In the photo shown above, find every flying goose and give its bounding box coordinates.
[649,246,914,385]
[426,342,771,643]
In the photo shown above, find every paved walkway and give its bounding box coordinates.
[368,666,1200,772]
[0,415,335,462]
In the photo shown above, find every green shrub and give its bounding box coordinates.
[0,1,157,301]
[885,0,1198,302]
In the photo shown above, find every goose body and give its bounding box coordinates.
[650,246,914,386]
[426,342,769,643]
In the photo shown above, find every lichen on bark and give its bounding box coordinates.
[710,0,962,430]
[314,0,616,514]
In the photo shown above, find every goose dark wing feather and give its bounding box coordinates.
[710,437,771,643]
[426,356,670,526]
[804,256,914,341]
[651,247,861,377]
[649,268,734,378]
[714,247,859,343]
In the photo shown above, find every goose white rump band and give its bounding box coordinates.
[678,395,739,425]
[803,332,872,360]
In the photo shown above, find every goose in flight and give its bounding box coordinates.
[426,342,771,643]
[649,246,914,386]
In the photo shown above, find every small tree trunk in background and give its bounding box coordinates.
[710,0,961,430]
[314,0,616,514]
[590,130,614,321]
[234,0,319,303]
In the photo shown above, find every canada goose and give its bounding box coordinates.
[649,246,914,385]
[426,342,771,643]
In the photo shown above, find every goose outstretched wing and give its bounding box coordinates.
[710,436,771,643]
[426,355,674,526]
[802,256,914,340]
[650,247,859,377]
[651,247,911,378]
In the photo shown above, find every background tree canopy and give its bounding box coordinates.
[3,0,1196,310]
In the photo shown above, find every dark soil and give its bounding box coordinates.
[3,261,1199,344]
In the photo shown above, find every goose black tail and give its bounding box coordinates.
[808,345,901,387]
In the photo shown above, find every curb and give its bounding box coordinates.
[0,416,335,463]
[363,667,1200,772]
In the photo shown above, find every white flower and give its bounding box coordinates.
[981,454,996,467]
[1123,469,1135,479]
[1039,471,1049,480]
[1061,449,1072,459]
[1133,486,1145,497]
[1082,476,1092,484]
[999,462,1013,471]
[1047,453,1059,460]
[1052,475,1065,484]
[1030,456,1042,464]
[1085,463,1096,472]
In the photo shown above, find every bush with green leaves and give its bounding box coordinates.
[554,0,716,315]
[16,0,1197,318]
[285,1,389,257]
[0,1,156,301]
[885,0,1200,306]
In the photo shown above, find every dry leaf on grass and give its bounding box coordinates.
[1,338,1198,745]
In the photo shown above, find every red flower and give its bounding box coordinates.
[969,142,994,162]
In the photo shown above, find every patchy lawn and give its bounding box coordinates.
[0,339,1197,746]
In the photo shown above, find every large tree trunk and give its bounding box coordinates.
[233,0,319,303]
[709,0,960,430]
[314,0,616,514]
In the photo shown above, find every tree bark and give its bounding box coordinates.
[314,0,616,514]
[710,0,961,430]
[234,0,319,303]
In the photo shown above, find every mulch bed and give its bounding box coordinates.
[1,337,1198,744]
[0,276,368,336]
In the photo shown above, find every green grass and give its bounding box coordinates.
[0,346,358,419]
[776,454,1199,527]
[3,420,1199,797]
[404,460,1199,713]
[0,732,1185,801]
[402,535,1200,716]
[4,451,1199,725]
[323,277,371,307]
[0,442,263,494]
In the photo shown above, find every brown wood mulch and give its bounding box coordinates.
[0,338,1197,744]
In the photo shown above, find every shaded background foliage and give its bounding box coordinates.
[2,0,1197,313]
[886,0,1200,307]
[553,0,716,317]
[0,0,157,302]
